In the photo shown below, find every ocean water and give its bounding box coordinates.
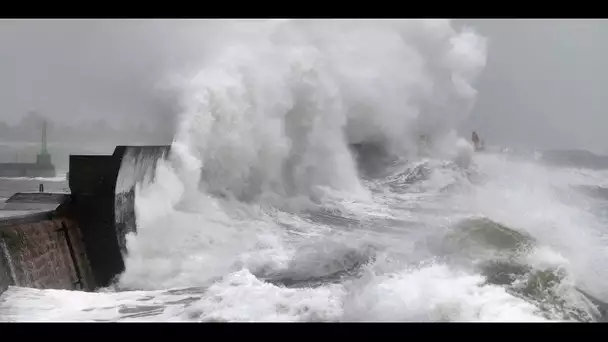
[2,19,608,322]
[0,175,68,202]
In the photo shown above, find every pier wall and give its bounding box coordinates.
[0,212,95,295]
[0,145,171,296]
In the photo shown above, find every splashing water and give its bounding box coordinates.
[2,19,608,322]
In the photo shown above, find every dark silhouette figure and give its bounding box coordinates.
[472,131,484,151]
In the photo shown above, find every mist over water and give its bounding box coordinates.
[120,19,486,285]
[2,19,608,322]
[168,20,485,203]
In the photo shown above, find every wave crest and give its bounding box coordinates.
[166,19,486,204]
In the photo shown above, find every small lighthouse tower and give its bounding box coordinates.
[36,119,52,166]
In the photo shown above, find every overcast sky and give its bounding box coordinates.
[0,19,218,128]
[458,19,608,154]
[0,19,606,153]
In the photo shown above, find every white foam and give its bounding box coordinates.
[1,265,556,322]
[0,286,193,322]
[182,269,345,322]
[463,153,608,298]
[12,19,602,322]
[118,18,488,293]
[343,264,551,322]
[0,174,67,182]
[164,19,486,204]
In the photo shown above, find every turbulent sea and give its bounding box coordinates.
[2,19,608,322]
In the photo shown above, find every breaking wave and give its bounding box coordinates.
[2,19,608,322]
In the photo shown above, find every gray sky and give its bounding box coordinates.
[0,19,218,128]
[1,19,607,153]
[459,19,608,154]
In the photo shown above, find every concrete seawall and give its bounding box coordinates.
[0,195,95,294]
[0,145,170,296]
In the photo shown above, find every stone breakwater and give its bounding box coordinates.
[0,215,95,294]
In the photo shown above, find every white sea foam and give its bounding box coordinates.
[2,19,608,322]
